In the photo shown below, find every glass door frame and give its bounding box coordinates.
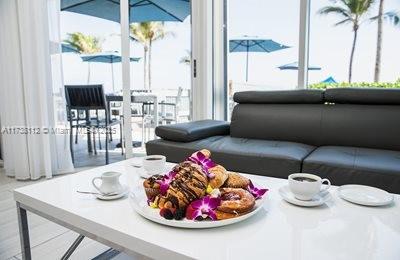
[120,0,312,150]
[120,0,200,157]
[120,0,133,158]
[298,0,311,89]
[217,0,312,120]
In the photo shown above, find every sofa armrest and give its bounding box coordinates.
[155,120,230,142]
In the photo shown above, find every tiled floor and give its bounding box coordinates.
[0,131,151,260]
[72,122,149,168]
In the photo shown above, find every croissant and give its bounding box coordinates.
[199,149,211,158]
[208,165,229,189]
[155,161,208,209]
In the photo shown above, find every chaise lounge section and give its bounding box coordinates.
[146,88,400,193]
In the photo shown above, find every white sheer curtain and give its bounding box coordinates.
[0,0,74,180]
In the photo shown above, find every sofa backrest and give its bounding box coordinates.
[231,88,400,151]
[320,88,400,151]
[230,90,325,146]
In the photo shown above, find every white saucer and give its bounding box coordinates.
[94,185,129,200]
[134,165,169,179]
[279,185,331,207]
[338,185,394,206]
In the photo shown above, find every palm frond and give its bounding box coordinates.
[319,0,375,29]
[335,18,353,26]
[63,32,102,54]
[129,21,174,45]
[318,6,351,19]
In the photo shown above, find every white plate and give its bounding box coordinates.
[338,185,394,206]
[279,185,331,207]
[94,185,129,200]
[129,185,267,229]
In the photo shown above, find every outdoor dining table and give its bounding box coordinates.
[105,93,158,151]
[81,94,159,154]
[106,93,158,124]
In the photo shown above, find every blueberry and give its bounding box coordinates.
[163,209,174,220]
[174,208,185,220]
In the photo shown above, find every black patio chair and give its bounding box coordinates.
[65,85,122,165]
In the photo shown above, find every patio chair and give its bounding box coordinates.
[65,85,122,165]
[69,109,111,150]
[141,87,191,143]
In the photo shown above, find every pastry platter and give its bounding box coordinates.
[129,184,267,228]
[129,149,269,229]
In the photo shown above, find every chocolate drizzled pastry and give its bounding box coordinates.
[145,174,164,186]
[155,162,208,209]
[143,174,164,199]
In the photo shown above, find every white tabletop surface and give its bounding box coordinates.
[14,158,400,260]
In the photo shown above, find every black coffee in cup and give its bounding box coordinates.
[143,155,166,175]
[293,176,317,182]
[289,173,331,200]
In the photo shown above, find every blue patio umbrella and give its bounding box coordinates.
[62,43,78,53]
[321,76,337,84]
[61,0,190,23]
[81,52,140,92]
[229,36,289,82]
[278,61,321,71]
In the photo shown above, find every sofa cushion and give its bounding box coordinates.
[320,104,400,151]
[147,136,315,179]
[146,135,226,162]
[302,146,400,193]
[155,120,230,142]
[230,90,325,146]
[230,104,324,146]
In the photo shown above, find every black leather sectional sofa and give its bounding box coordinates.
[146,88,400,193]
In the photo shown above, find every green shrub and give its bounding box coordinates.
[309,80,400,89]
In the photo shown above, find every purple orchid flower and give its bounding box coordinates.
[156,171,177,195]
[186,196,221,221]
[187,151,217,178]
[247,180,268,199]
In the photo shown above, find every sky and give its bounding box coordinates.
[61,0,400,93]
[61,13,191,93]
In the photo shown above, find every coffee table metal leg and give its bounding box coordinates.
[61,234,85,260]
[92,248,121,260]
[17,202,31,260]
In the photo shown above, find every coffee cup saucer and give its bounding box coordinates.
[137,167,169,179]
[279,185,331,207]
[93,185,129,200]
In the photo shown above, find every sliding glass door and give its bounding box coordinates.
[60,0,193,164]
[226,0,300,116]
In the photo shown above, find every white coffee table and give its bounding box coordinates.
[14,158,400,260]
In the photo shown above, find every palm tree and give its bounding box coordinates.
[64,32,102,54]
[179,50,191,66]
[64,32,102,83]
[130,24,150,89]
[319,0,374,83]
[371,3,399,82]
[130,22,174,90]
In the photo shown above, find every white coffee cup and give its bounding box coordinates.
[92,172,123,194]
[142,155,166,175]
[288,173,331,201]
